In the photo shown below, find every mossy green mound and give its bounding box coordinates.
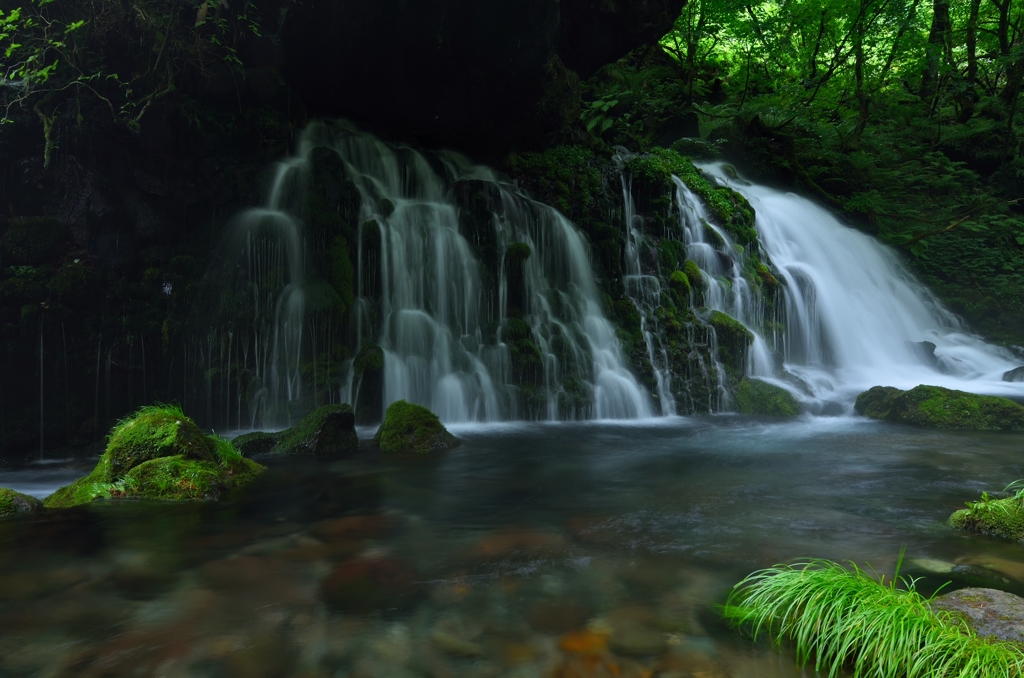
[375,400,459,454]
[233,404,358,458]
[735,379,800,416]
[44,405,264,508]
[725,559,1024,678]
[708,310,753,371]
[854,384,1024,429]
[950,494,1024,541]
[0,487,43,517]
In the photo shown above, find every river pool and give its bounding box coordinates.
[1,415,1023,677]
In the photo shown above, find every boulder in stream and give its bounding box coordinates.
[375,400,459,454]
[1003,366,1024,382]
[233,404,358,458]
[854,384,1024,429]
[44,404,264,508]
[735,379,800,416]
[0,488,43,517]
[931,588,1024,642]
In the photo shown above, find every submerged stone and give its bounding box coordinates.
[950,495,1024,541]
[854,384,1024,429]
[375,400,459,454]
[0,488,43,517]
[735,379,800,416]
[43,405,264,508]
[931,588,1024,642]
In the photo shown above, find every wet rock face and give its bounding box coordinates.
[932,588,1024,642]
[277,0,683,155]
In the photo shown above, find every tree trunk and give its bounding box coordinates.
[920,0,951,102]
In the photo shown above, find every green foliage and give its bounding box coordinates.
[735,379,800,417]
[951,493,1024,542]
[505,146,604,218]
[724,559,1024,678]
[375,400,458,455]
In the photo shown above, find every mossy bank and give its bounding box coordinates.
[44,405,264,508]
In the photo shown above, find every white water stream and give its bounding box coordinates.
[693,162,1024,406]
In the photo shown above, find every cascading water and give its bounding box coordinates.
[215,120,650,425]
[672,162,1024,407]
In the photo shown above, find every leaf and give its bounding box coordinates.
[600,118,614,133]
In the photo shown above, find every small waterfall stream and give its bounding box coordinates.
[219,121,650,424]
[672,162,1024,406]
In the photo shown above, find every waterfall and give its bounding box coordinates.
[677,162,1023,406]
[216,121,650,425]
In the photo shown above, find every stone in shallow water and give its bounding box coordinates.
[931,588,1024,642]
[0,488,43,517]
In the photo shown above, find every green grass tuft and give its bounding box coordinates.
[724,559,1024,678]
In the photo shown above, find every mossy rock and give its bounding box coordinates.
[375,400,459,454]
[950,495,1024,541]
[504,242,532,265]
[43,405,265,508]
[669,270,691,303]
[854,385,1024,429]
[232,431,278,457]
[682,260,704,290]
[273,404,358,458]
[735,379,800,416]
[0,487,43,517]
[0,217,65,265]
[708,310,753,371]
[47,263,99,306]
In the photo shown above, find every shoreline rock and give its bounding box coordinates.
[375,400,459,454]
[854,384,1024,429]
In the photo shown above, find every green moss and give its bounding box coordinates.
[855,385,1024,429]
[735,379,800,416]
[103,404,215,480]
[44,404,265,508]
[624,148,758,246]
[354,343,384,374]
[657,239,688,271]
[0,217,64,265]
[950,495,1024,541]
[232,431,278,457]
[505,146,603,218]
[669,269,692,302]
[272,404,358,457]
[375,400,459,454]
[708,310,753,370]
[504,242,532,265]
[755,263,780,288]
[0,276,42,305]
[0,487,43,517]
[682,260,704,290]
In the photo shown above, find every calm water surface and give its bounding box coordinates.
[1,415,1023,677]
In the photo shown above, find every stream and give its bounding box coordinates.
[2,416,1023,677]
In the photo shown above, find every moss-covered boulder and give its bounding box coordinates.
[708,310,753,371]
[854,385,1024,429]
[735,379,800,416]
[375,400,459,454]
[0,488,43,517]
[234,404,358,458]
[44,405,264,508]
[931,588,1024,642]
[950,493,1024,541]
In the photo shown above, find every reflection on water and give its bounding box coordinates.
[1,418,1023,677]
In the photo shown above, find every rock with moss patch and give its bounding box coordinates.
[44,405,264,508]
[950,495,1024,541]
[931,588,1024,642]
[854,385,1024,429]
[234,404,358,458]
[376,400,459,454]
[272,404,358,457]
[708,310,753,371]
[735,379,800,416]
[1,217,65,265]
[0,488,43,517]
